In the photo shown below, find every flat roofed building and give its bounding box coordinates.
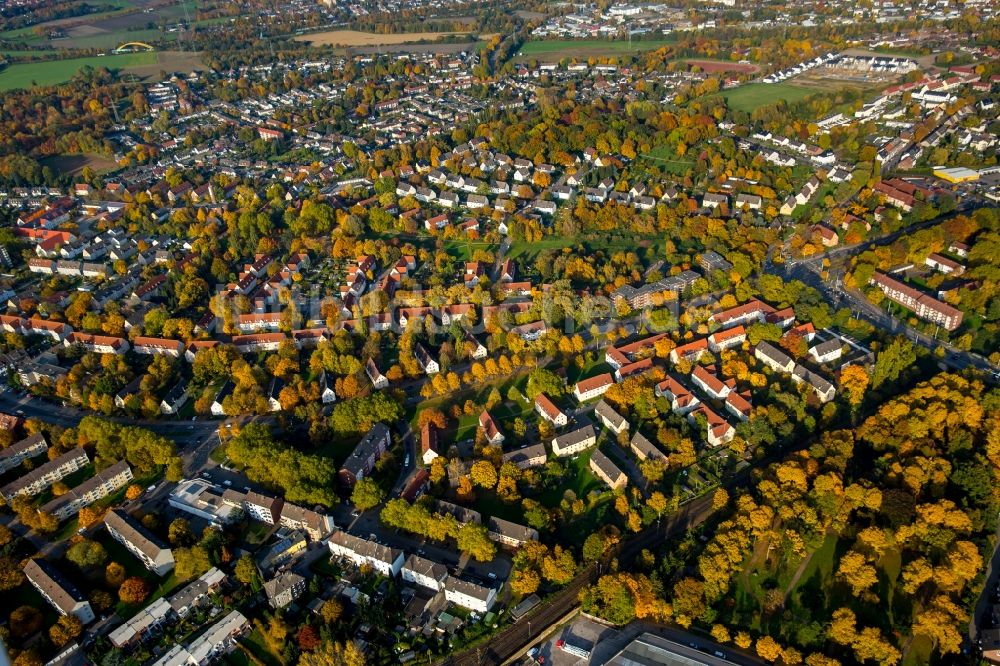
[168,478,244,525]
[24,559,95,624]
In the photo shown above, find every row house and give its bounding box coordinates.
[133,336,185,357]
[724,391,753,421]
[24,559,96,625]
[232,332,286,353]
[870,272,964,330]
[656,376,702,414]
[709,299,776,329]
[64,332,129,354]
[630,432,667,462]
[414,342,440,374]
[755,341,796,373]
[708,325,746,352]
[487,516,538,547]
[595,400,629,435]
[366,358,389,389]
[687,405,736,448]
[668,338,710,364]
[691,365,733,400]
[573,373,614,402]
[791,364,837,403]
[236,312,284,332]
[925,253,964,275]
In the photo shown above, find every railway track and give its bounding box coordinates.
[439,494,715,666]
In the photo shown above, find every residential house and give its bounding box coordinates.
[421,423,440,465]
[366,358,389,389]
[478,411,505,445]
[487,517,538,547]
[573,373,614,402]
[551,425,597,457]
[264,571,306,609]
[590,449,627,490]
[502,443,548,470]
[594,400,629,435]
[339,423,392,487]
[327,531,404,576]
[534,393,567,427]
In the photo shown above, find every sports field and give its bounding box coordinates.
[0,52,155,90]
[722,82,814,112]
[517,38,674,61]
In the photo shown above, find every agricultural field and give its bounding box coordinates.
[684,59,758,74]
[0,0,210,50]
[0,51,156,90]
[39,153,119,176]
[721,82,815,112]
[293,29,479,47]
[516,38,675,61]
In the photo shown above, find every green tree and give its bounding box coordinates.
[65,540,108,569]
[351,478,385,511]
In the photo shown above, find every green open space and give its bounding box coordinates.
[0,51,156,90]
[722,82,815,113]
[637,144,696,176]
[517,38,675,61]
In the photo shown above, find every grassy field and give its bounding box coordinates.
[722,82,814,113]
[517,38,675,61]
[294,29,477,47]
[638,144,696,176]
[0,51,155,89]
[40,153,118,176]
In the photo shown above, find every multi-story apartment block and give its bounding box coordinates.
[105,508,175,576]
[339,422,391,487]
[327,531,404,576]
[41,460,133,521]
[0,432,47,474]
[1,448,89,501]
[24,559,95,624]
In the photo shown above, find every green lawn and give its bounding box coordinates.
[722,82,815,113]
[444,239,496,261]
[517,38,675,61]
[0,51,156,90]
[637,144,696,176]
[536,449,601,507]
